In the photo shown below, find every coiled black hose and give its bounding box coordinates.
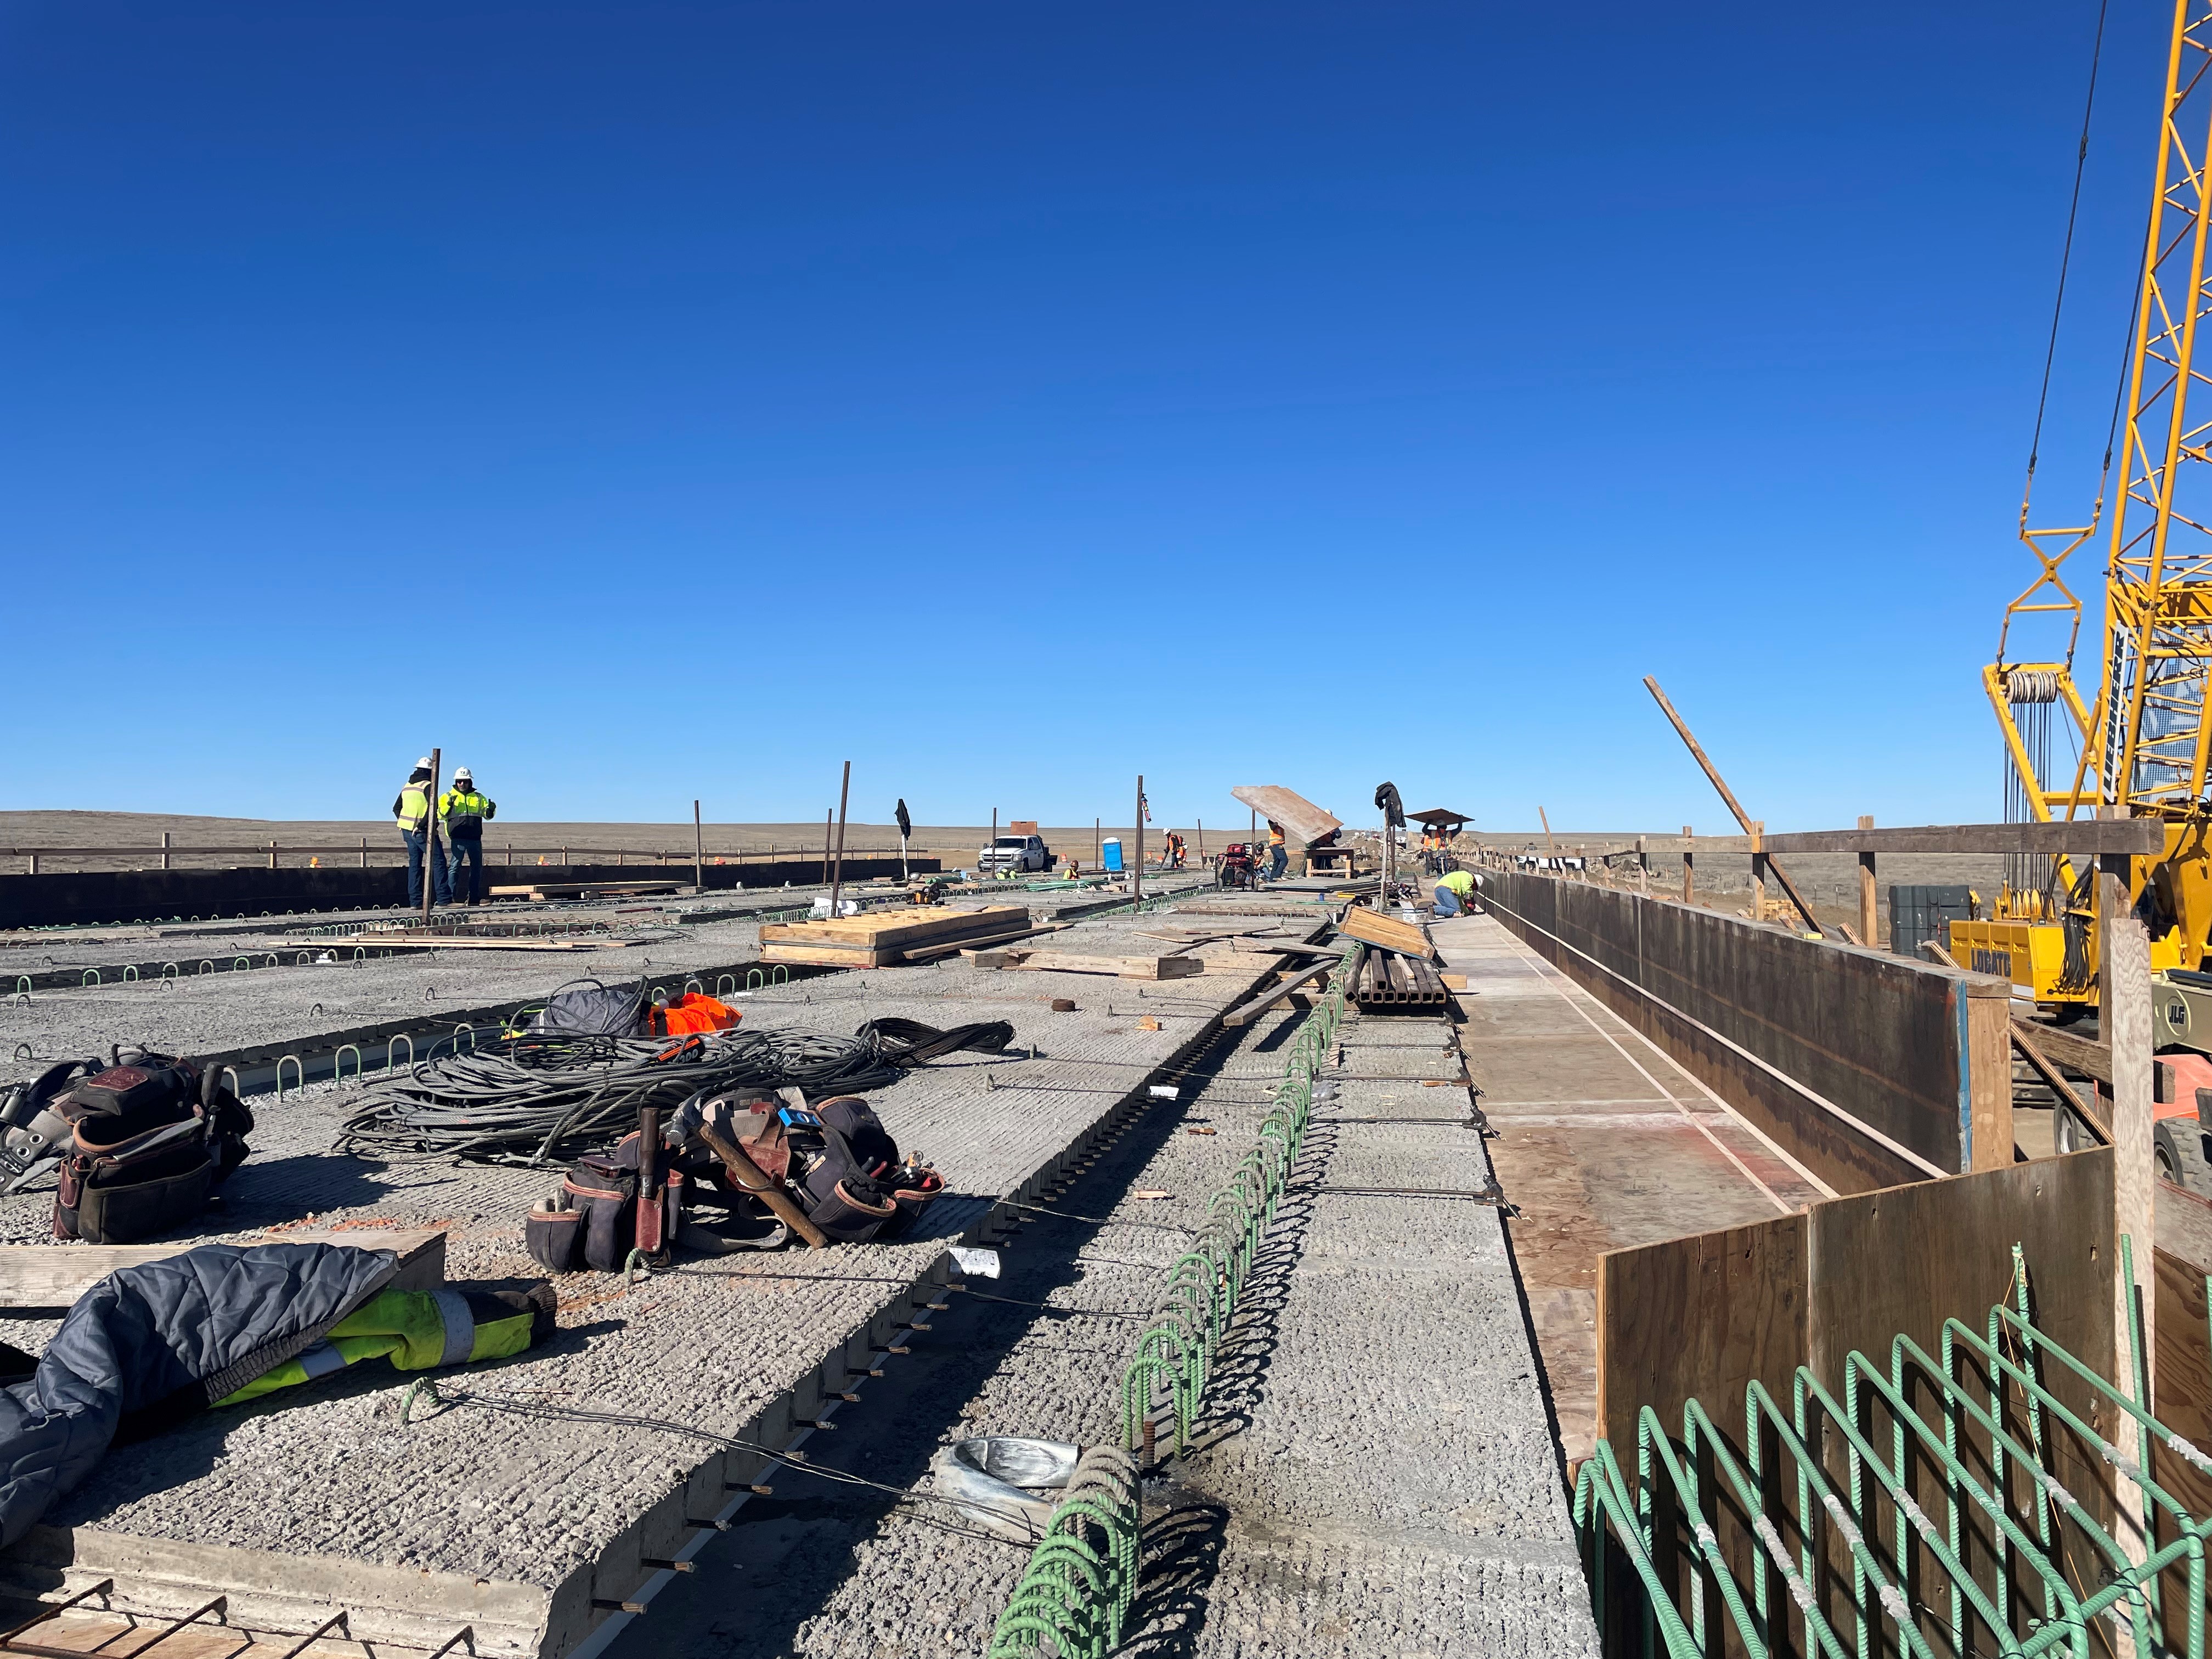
[333,1018,1012,1165]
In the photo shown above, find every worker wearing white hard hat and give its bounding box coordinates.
[437,768,499,906]
[392,758,450,909]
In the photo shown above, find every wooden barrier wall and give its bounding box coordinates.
[1481,867,2012,1194]
[1596,1152,2119,1659]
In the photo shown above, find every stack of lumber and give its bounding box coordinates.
[489,879,683,901]
[760,905,1032,967]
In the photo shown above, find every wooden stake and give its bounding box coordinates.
[2102,838,2155,1565]
[423,747,441,924]
[1857,814,1877,947]
[831,761,851,917]
[1682,826,1693,902]
[693,800,706,893]
[1750,821,1765,923]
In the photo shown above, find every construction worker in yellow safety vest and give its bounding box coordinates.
[393,758,450,910]
[1266,821,1289,882]
[439,768,498,906]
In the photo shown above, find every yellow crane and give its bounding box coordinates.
[1956,0,2212,1014]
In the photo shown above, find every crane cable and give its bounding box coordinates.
[2022,0,2121,524]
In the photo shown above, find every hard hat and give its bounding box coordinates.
[454,767,473,783]
[416,756,433,769]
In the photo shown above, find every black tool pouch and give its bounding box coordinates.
[54,1116,218,1244]
[804,1173,902,1243]
[562,1155,637,1272]
[526,1198,586,1271]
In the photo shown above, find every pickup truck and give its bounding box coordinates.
[980,833,1053,873]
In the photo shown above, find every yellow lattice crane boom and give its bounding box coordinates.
[1955,0,2212,1012]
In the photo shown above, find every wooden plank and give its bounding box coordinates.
[2013,1025,2112,1141]
[1757,819,2165,856]
[1008,951,1204,980]
[0,1228,447,1313]
[2154,1242,2212,1651]
[1333,906,1436,961]
[757,905,1028,950]
[487,880,681,898]
[1228,785,1342,847]
[1223,957,1338,1025]
[2012,1014,2112,1084]
[1966,980,2015,1170]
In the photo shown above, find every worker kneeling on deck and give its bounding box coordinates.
[439,767,498,906]
[1432,868,1479,917]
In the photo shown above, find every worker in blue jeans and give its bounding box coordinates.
[1266,822,1289,881]
[394,758,450,909]
[1433,869,1477,917]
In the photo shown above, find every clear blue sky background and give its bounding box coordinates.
[0,1,2163,832]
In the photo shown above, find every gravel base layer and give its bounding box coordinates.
[596,931,1595,1659]
[0,888,1267,1656]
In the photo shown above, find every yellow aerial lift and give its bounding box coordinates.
[1953,0,2212,1017]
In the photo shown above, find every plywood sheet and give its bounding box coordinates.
[1596,1211,1807,1460]
[0,1229,447,1313]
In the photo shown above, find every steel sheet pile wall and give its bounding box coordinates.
[1482,868,1990,1192]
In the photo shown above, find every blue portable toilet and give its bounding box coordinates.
[1102,837,1124,872]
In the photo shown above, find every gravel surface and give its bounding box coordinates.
[0,890,1263,1656]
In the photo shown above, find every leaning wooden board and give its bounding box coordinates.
[1333,906,1436,961]
[0,1228,448,1313]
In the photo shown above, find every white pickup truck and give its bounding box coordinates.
[980,833,1053,873]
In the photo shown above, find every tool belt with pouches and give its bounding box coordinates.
[524,1090,944,1269]
[50,1052,254,1244]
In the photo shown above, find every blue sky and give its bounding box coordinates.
[0,1,2164,832]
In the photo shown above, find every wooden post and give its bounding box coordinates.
[422,748,441,922]
[830,763,851,917]
[1750,821,1765,923]
[357,836,366,870]
[1637,836,1648,896]
[1094,817,1101,870]
[1858,814,1877,947]
[1681,826,1693,902]
[991,808,998,877]
[821,811,832,887]
[1133,775,1144,904]
[2102,837,2155,1562]
[1965,975,2015,1172]
[1378,804,1394,912]
[161,831,172,871]
[26,853,36,876]
[693,800,706,893]
[1196,819,1205,866]
[268,839,277,870]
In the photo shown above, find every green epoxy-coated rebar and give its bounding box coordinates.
[1577,1236,2212,1659]
[984,944,1362,1655]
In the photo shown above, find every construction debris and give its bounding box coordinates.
[966,948,1203,980]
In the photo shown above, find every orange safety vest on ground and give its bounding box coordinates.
[651,994,741,1036]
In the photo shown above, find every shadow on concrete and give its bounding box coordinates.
[1120,1500,1229,1658]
